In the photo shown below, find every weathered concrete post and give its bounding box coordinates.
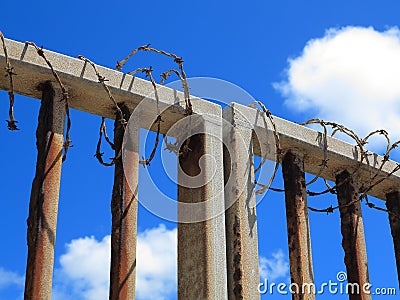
[109,104,139,300]
[385,191,400,288]
[178,113,228,299]
[223,104,260,299]
[335,170,371,300]
[282,150,315,300]
[25,82,65,300]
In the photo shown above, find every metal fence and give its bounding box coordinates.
[1,37,400,300]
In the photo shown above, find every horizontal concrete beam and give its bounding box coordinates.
[0,37,219,133]
[225,103,400,201]
[1,38,399,200]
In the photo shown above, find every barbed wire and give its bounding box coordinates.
[25,41,72,162]
[251,113,400,219]
[248,101,282,195]
[116,44,192,115]
[77,55,126,126]
[0,32,18,130]
[2,33,400,220]
[94,117,116,167]
[137,67,162,166]
[79,44,193,167]
[159,69,193,157]
[160,69,184,85]
[117,44,193,158]
[77,55,129,167]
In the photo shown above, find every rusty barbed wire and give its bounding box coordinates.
[77,55,126,126]
[158,68,195,157]
[3,35,400,221]
[303,120,329,186]
[25,41,72,161]
[248,101,282,195]
[307,168,400,216]
[77,55,128,167]
[127,67,151,76]
[249,109,400,218]
[117,44,194,159]
[298,119,400,218]
[0,32,18,130]
[116,44,192,115]
[160,69,184,85]
[94,117,116,166]
[301,119,394,193]
[81,47,189,167]
[137,67,163,166]
[364,195,400,219]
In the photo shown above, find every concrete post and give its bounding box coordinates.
[282,150,315,300]
[385,191,400,288]
[25,82,65,300]
[223,105,260,299]
[336,170,371,300]
[177,114,228,299]
[109,104,138,300]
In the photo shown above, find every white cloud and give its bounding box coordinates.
[259,249,289,281]
[275,26,400,148]
[53,235,111,300]
[0,267,24,289]
[53,224,177,300]
[136,225,177,300]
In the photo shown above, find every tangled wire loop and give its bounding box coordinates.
[0,32,18,130]
[25,41,73,162]
[253,111,400,219]
[81,44,193,167]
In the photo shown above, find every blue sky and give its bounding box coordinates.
[1,0,400,299]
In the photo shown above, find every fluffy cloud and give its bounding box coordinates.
[0,267,24,289]
[53,224,177,300]
[275,26,400,148]
[1,235,288,299]
[135,225,177,299]
[259,249,289,281]
[53,235,111,300]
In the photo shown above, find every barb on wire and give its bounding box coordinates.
[25,41,72,161]
[0,32,18,130]
[117,44,194,158]
[253,113,400,220]
[359,163,400,200]
[140,115,162,166]
[78,55,126,127]
[248,100,281,195]
[160,69,184,85]
[77,55,127,167]
[116,44,192,115]
[308,205,335,214]
[116,44,151,71]
[159,68,195,157]
[163,134,180,155]
[300,119,329,186]
[256,180,336,197]
[255,181,285,193]
[300,119,374,192]
[365,195,400,219]
[307,175,400,220]
[137,67,163,166]
[362,130,393,188]
[301,119,400,219]
[301,118,399,200]
[306,179,337,196]
[127,67,150,77]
